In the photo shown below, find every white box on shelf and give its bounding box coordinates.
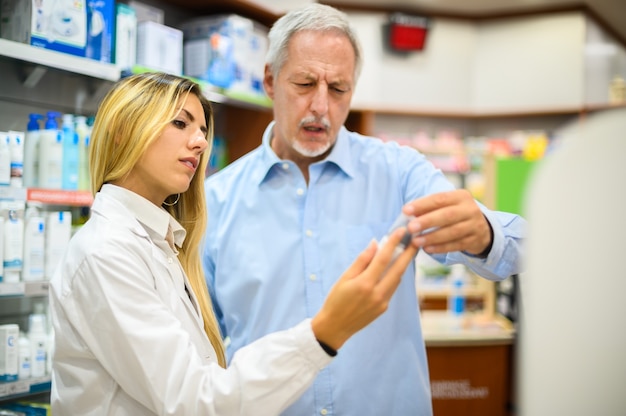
[0,324,19,382]
[127,0,163,24]
[136,21,182,75]
[114,3,137,70]
[0,0,88,57]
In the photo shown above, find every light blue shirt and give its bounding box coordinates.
[203,122,525,416]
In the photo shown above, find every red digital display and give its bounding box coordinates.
[389,24,428,51]
[386,13,430,52]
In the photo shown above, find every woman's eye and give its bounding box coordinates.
[173,119,187,129]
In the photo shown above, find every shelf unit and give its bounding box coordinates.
[0,376,51,404]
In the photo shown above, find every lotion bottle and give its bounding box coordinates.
[18,332,31,380]
[0,132,10,186]
[61,114,79,190]
[448,264,467,331]
[28,313,47,378]
[8,131,24,188]
[75,115,90,191]
[39,111,63,189]
[22,206,45,282]
[2,208,24,283]
[23,114,44,188]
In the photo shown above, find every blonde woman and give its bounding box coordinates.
[49,72,417,415]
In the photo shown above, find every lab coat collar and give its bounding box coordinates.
[97,184,186,248]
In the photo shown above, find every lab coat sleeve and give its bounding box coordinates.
[57,236,332,416]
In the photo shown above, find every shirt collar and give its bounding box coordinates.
[100,184,186,248]
[256,121,355,185]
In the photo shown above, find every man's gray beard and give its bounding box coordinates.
[293,140,331,158]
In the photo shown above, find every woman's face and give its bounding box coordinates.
[116,94,209,206]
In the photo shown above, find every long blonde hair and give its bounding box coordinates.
[89,72,226,367]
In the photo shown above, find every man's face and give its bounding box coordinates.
[264,30,356,162]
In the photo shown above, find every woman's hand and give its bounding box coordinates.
[311,227,418,350]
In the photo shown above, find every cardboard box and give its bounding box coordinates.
[136,21,182,75]
[181,15,268,95]
[85,0,115,63]
[114,3,137,69]
[0,324,18,382]
[1,0,88,57]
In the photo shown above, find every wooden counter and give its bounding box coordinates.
[422,311,516,416]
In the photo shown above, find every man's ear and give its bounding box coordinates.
[263,64,275,99]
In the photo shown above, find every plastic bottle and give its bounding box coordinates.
[3,209,24,283]
[448,264,467,330]
[18,332,31,379]
[0,217,4,282]
[62,113,79,190]
[28,313,48,378]
[39,111,63,189]
[0,132,10,186]
[23,114,44,188]
[22,209,46,282]
[8,131,24,188]
[75,115,90,191]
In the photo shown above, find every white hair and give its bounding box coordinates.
[265,3,363,83]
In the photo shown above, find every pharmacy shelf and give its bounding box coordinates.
[0,282,49,298]
[0,376,51,402]
[130,66,273,111]
[0,38,120,82]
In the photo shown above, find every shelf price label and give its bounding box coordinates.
[0,380,30,398]
[26,188,93,206]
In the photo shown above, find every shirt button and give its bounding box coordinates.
[320,409,328,415]
[296,188,304,196]
[309,274,317,281]
[305,230,313,237]
[168,258,173,264]
[282,163,289,170]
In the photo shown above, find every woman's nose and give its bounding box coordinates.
[190,131,209,152]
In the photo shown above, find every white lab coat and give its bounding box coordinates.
[49,184,332,415]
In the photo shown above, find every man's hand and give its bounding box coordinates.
[404,189,492,256]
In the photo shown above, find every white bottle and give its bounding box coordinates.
[39,111,63,189]
[28,313,48,378]
[8,130,25,188]
[46,327,54,375]
[0,132,10,186]
[0,217,4,282]
[75,115,90,191]
[45,211,72,280]
[18,332,31,379]
[448,264,467,330]
[2,209,24,283]
[22,214,46,282]
[23,114,44,188]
